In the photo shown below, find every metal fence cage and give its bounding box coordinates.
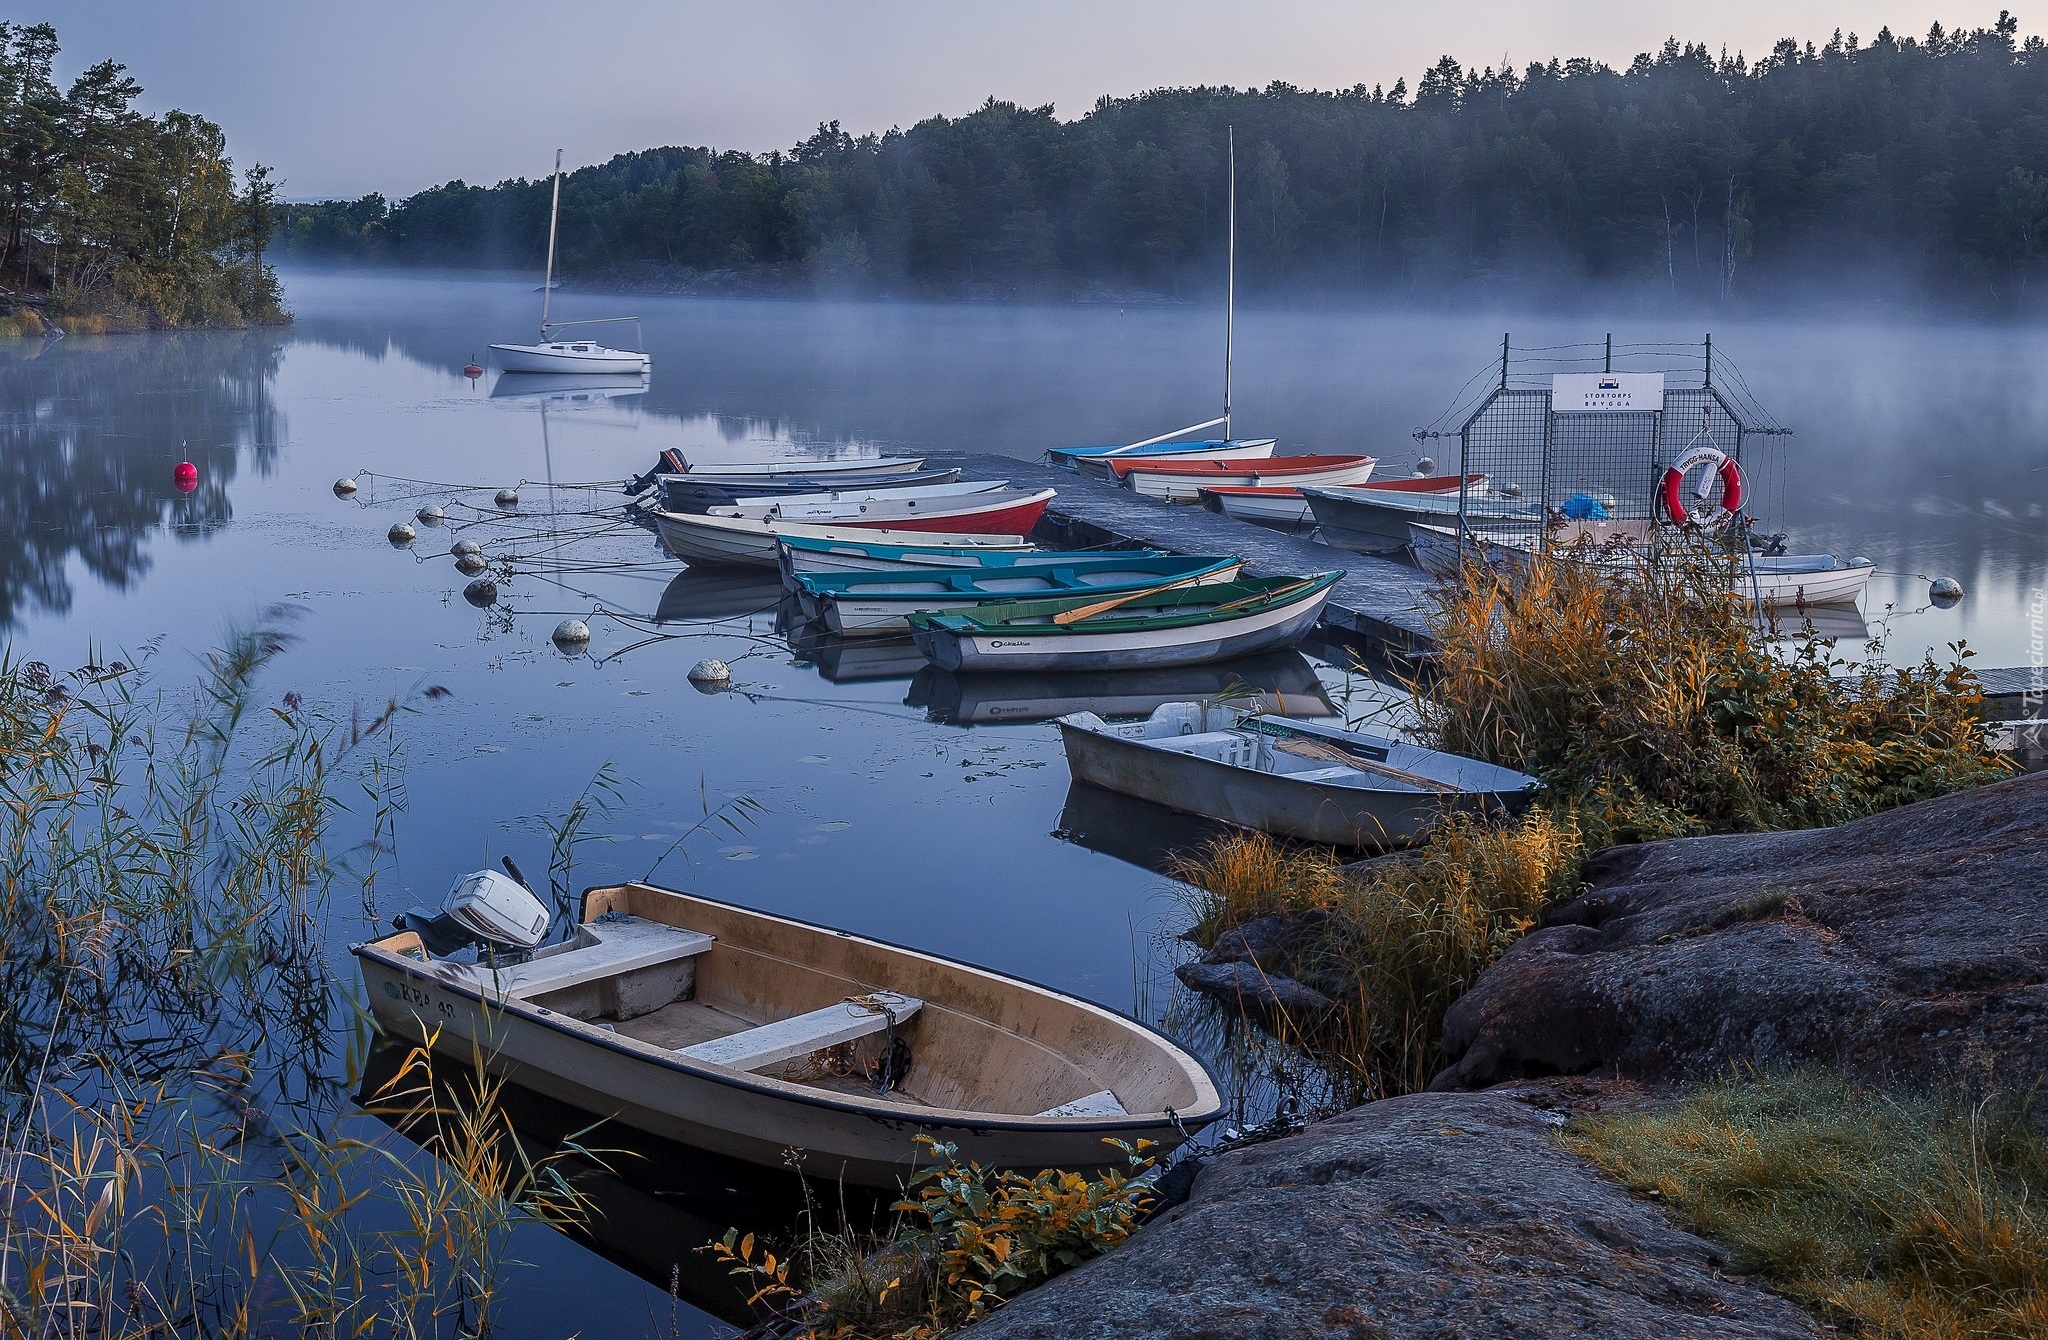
[1419,337,1785,561]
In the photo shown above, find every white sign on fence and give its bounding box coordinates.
[1551,372,1665,412]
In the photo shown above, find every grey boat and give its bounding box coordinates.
[1299,480,1538,555]
[1057,703,1538,848]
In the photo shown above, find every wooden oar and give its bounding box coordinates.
[1271,736,1462,794]
[1050,569,1226,626]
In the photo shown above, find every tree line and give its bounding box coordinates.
[0,22,284,331]
[281,12,2048,310]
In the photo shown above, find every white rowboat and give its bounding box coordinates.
[656,509,1030,569]
[355,881,1221,1187]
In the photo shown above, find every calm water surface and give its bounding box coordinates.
[5,271,2042,1335]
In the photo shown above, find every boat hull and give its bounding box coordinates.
[1200,487,1312,525]
[1062,439,1277,479]
[910,584,1334,672]
[490,342,651,374]
[657,510,1029,568]
[680,457,927,483]
[1119,457,1377,503]
[777,540,1165,584]
[1057,719,1533,847]
[354,884,1220,1188]
[731,490,1053,536]
[816,559,1245,637]
[1302,480,1510,555]
[659,468,964,513]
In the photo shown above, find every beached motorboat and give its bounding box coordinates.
[1299,477,1515,555]
[776,536,1166,583]
[658,468,964,513]
[1197,485,1314,526]
[705,487,1054,536]
[354,878,1221,1187]
[797,555,1245,637]
[656,509,1030,568]
[1406,521,1876,608]
[906,650,1332,726]
[1058,703,1539,847]
[906,571,1343,673]
[1112,454,1378,502]
[1051,438,1279,478]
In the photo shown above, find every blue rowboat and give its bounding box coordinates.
[796,555,1247,637]
[775,535,1167,587]
[1046,438,1278,478]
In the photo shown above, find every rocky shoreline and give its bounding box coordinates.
[979,768,2047,1337]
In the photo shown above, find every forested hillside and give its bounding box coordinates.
[0,22,283,332]
[280,13,2048,309]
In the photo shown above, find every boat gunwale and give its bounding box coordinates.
[798,556,1243,603]
[350,880,1223,1134]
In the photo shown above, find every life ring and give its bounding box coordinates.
[1658,445,1743,527]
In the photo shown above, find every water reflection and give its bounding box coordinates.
[907,651,1334,726]
[489,371,652,404]
[1054,780,1241,875]
[655,568,786,623]
[0,331,283,628]
[355,1038,892,1334]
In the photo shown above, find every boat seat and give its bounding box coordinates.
[458,915,715,1000]
[678,991,921,1073]
[1035,1089,1129,1118]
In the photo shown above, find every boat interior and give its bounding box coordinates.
[380,883,1202,1122]
[1076,703,1537,795]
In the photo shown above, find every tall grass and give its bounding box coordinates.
[1561,1072,2048,1339]
[0,617,597,1336]
[1174,811,1582,1105]
[1421,542,2009,844]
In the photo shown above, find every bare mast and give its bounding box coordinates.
[539,148,563,338]
[1224,126,1235,440]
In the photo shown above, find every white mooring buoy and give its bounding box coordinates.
[494,488,520,509]
[1501,481,1524,498]
[416,504,446,526]
[1930,576,1964,606]
[451,538,481,559]
[454,552,488,576]
[387,522,416,547]
[333,477,359,497]
[1414,457,1436,477]
[688,658,732,688]
[463,578,498,607]
[551,618,590,653]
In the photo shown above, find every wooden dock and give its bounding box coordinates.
[946,454,1437,654]
[949,454,2039,705]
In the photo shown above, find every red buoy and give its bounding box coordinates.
[463,359,484,379]
[173,461,198,493]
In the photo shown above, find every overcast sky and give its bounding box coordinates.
[12,2,2019,199]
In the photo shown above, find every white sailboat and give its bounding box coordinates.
[490,149,652,376]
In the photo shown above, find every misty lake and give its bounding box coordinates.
[5,269,2043,1335]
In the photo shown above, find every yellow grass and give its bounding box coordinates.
[1562,1073,2048,1339]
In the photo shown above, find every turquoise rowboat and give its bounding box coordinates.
[906,571,1343,672]
[775,535,1168,587]
[795,555,1247,637]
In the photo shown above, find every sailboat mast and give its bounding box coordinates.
[540,148,563,337]
[1224,126,1235,440]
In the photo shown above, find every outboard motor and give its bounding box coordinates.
[393,857,550,962]
[625,448,690,496]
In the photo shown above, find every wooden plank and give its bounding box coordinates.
[463,916,714,1000]
[678,992,921,1073]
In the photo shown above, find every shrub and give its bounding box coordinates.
[1420,543,2010,845]
[1174,810,1583,1103]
